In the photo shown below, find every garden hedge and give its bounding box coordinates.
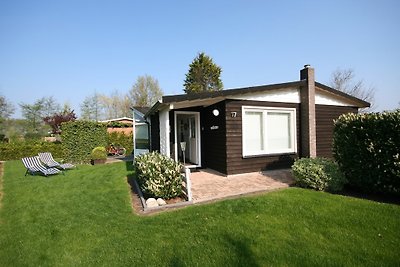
[61,121,107,164]
[0,141,63,161]
[333,109,400,195]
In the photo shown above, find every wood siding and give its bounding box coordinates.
[316,105,358,158]
[225,100,300,175]
[149,113,160,152]
[200,102,227,174]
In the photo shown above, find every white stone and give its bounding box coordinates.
[156,198,167,206]
[146,198,159,208]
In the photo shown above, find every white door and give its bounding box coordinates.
[174,112,201,167]
[189,116,197,164]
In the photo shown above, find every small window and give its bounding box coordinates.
[242,107,296,156]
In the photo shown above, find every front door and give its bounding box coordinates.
[175,112,201,167]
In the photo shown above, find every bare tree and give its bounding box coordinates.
[80,92,103,121]
[0,95,15,121]
[119,94,133,117]
[129,75,163,107]
[330,68,376,111]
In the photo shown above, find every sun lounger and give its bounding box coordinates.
[21,156,61,176]
[38,152,75,170]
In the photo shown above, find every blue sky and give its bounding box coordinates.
[1,0,399,118]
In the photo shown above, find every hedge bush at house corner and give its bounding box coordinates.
[333,109,400,195]
[292,157,346,192]
[134,151,183,199]
[61,121,107,164]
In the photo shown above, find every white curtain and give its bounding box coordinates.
[244,111,264,152]
[266,112,291,150]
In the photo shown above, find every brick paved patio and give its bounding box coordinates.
[190,168,294,203]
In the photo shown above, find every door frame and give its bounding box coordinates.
[174,111,201,168]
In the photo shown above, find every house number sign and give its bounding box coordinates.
[210,125,219,130]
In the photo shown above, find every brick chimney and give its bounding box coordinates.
[300,64,316,158]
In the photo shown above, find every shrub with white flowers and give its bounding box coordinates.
[134,152,183,199]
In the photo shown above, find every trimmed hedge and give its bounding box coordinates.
[134,152,183,199]
[333,110,400,195]
[0,141,63,161]
[61,121,107,164]
[107,132,133,154]
[292,157,346,192]
[91,147,107,160]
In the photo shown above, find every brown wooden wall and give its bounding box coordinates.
[225,100,300,175]
[200,101,227,174]
[149,113,160,152]
[315,105,358,158]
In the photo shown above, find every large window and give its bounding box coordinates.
[242,106,296,156]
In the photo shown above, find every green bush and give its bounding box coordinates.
[0,140,63,161]
[61,121,107,164]
[134,152,183,199]
[107,132,133,154]
[292,157,346,192]
[333,110,400,195]
[91,147,107,160]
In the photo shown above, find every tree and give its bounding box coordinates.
[42,96,61,117]
[330,68,375,110]
[80,92,103,121]
[43,107,77,135]
[19,96,60,136]
[183,52,223,94]
[99,90,133,119]
[129,75,163,107]
[19,98,45,132]
[0,95,15,124]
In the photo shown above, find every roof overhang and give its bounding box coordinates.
[144,80,370,117]
[315,82,370,108]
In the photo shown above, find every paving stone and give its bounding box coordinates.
[189,169,294,203]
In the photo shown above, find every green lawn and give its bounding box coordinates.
[0,160,399,267]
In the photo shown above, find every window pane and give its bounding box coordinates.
[266,112,291,150]
[244,111,264,152]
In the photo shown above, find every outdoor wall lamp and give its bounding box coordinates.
[212,109,219,116]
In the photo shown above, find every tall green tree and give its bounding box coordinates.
[19,96,59,138]
[129,75,163,107]
[183,52,223,94]
[19,98,45,132]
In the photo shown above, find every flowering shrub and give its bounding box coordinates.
[292,157,346,192]
[134,152,183,199]
[333,109,400,195]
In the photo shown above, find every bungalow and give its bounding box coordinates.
[100,117,134,135]
[143,65,369,175]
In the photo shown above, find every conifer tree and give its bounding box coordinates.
[184,52,223,94]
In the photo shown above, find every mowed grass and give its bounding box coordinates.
[0,160,399,267]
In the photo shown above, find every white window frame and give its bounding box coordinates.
[242,106,297,157]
